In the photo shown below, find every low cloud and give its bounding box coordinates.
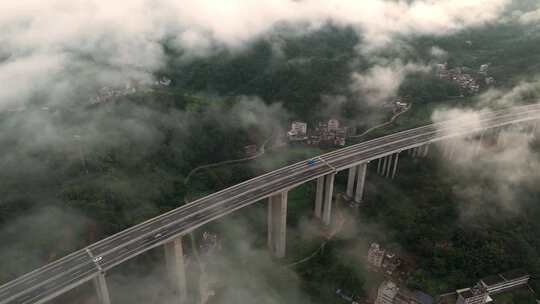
[0,0,511,111]
[429,46,448,60]
[350,60,429,106]
[0,206,90,283]
[519,7,540,24]
[477,80,540,108]
[431,94,540,221]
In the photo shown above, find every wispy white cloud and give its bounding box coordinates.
[431,87,540,220]
[0,0,511,110]
[350,60,429,105]
[519,7,540,23]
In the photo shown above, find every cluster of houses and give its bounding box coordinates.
[287,119,356,148]
[367,243,532,304]
[89,77,171,104]
[89,84,138,104]
[435,64,481,95]
[435,63,498,97]
[478,64,496,86]
[367,243,402,276]
[383,97,410,114]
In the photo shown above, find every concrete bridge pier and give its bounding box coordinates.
[414,146,423,158]
[411,145,428,158]
[164,236,187,304]
[345,163,368,203]
[446,140,456,160]
[380,156,388,175]
[315,174,336,224]
[422,144,430,157]
[322,173,335,226]
[93,273,111,304]
[391,153,400,179]
[314,176,324,219]
[492,127,502,146]
[385,155,394,178]
[499,131,508,147]
[474,132,485,156]
[268,191,288,258]
[376,154,400,179]
[354,163,368,203]
[345,166,358,199]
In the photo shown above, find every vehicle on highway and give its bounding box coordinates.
[154,233,162,238]
[307,159,317,166]
[92,256,103,263]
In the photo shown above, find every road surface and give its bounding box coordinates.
[2,104,540,304]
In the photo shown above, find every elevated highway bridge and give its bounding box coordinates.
[2,103,540,304]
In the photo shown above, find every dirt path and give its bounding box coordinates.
[349,105,412,139]
[286,209,347,268]
[184,134,273,186]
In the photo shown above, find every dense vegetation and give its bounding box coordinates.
[360,150,540,296]
[1,7,540,304]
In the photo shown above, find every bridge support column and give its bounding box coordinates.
[474,132,484,156]
[447,140,456,160]
[93,273,111,304]
[345,166,358,199]
[354,163,367,203]
[391,153,400,179]
[499,131,507,147]
[268,192,288,258]
[314,176,324,219]
[381,156,388,176]
[422,145,430,157]
[492,128,501,146]
[322,174,335,226]
[164,236,187,303]
[386,155,395,178]
[377,158,382,174]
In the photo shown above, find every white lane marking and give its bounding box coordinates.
[317,156,336,172]
[6,107,540,304]
[90,111,532,259]
[18,294,33,303]
[73,270,84,276]
[21,267,97,304]
[85,248,104,273]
